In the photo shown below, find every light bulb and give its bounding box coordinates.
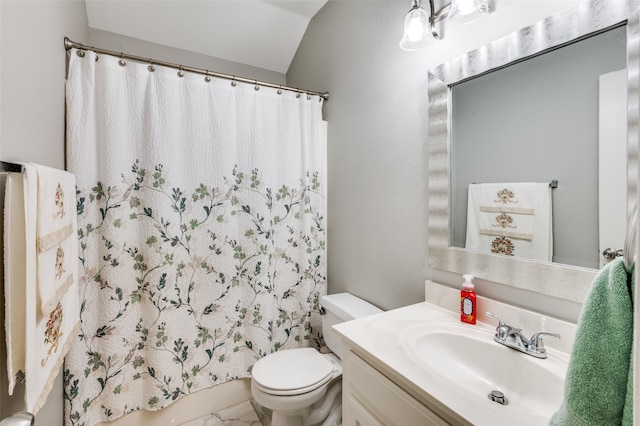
[449,0,489,25]
[399,5,431,50]
[406,10,427,41]
[456,0,476,15]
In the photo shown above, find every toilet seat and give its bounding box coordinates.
[252,348,336,396]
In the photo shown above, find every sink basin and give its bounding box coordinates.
[401,322,568,424]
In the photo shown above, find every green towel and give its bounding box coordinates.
[549,258,633,426]
[622,262,635,425]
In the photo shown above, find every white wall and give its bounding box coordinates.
[86,29,286,86]
[0,0,88,167]
[287,0,586,321]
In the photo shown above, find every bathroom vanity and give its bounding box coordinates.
[340,341,461,425]
[334,282,576,426]
[341,347,455,425]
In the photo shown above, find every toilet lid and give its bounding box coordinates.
[252,348,335,395]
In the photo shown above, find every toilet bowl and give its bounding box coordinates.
[250,293,382,426]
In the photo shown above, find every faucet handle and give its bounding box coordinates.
[528,332,561,358]
[485,312,511,340]
[485,312,505,327]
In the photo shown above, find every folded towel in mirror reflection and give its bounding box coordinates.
[465,182,552,261]
[478,182,537,214]
[550,258,634,425]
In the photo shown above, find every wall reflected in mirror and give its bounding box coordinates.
[449,25,627,270]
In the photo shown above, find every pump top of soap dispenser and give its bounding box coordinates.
[462,274,474,290]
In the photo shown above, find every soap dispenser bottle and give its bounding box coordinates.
[460,274,476,324]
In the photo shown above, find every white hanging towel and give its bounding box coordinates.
[3,163,81,413]
[4,173,27,395]
[33,164,77,316]
[465,182,553,262]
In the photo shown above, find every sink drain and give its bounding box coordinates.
[488,390,508,405]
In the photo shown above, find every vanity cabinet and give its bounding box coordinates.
[341,347,450,426]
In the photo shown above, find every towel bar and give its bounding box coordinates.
[0,161,23,173]
[470,180,558,188]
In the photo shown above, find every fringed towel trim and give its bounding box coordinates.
[40,274,74,317]
[479,229,533,241]
[32,320,81,414]
[480,206,535,215]
[37,223,73,252]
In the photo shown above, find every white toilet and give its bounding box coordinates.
[250,293,382,426]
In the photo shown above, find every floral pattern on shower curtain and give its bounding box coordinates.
[63,49,326,425]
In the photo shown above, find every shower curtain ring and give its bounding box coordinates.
[296,89,301,99]
[204,70,211,83]
[177,65,185,78]
[254,79,260,91]
[277,85,283,95]
[118,52,126,67]
[231,76,237,87]
[148,58,155,73]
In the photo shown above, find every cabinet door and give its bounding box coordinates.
[343,351,449,426]
[344,395,384,426]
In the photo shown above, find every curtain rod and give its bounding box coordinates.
[64,37,330,101]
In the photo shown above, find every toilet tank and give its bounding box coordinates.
[320,293,382,359]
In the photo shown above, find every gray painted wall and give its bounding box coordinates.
[450,26,626,269]
[287,1,585,322]
[288,1,430,310]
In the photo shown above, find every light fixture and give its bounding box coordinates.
[399,0,438,51]
[449,0,489,25]
[399,0,490,51]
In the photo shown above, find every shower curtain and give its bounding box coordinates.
[63,49,326,425]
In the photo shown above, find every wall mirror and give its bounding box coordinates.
[427,1,640,303]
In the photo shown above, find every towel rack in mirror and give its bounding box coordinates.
[470,179,558,188]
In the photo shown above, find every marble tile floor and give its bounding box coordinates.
[180,400,271,426]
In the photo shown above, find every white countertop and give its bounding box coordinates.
[334,300,570,426]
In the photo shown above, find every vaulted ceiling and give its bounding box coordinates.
[84,0,329,74]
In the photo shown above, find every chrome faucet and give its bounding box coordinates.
[486,312,560,359]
